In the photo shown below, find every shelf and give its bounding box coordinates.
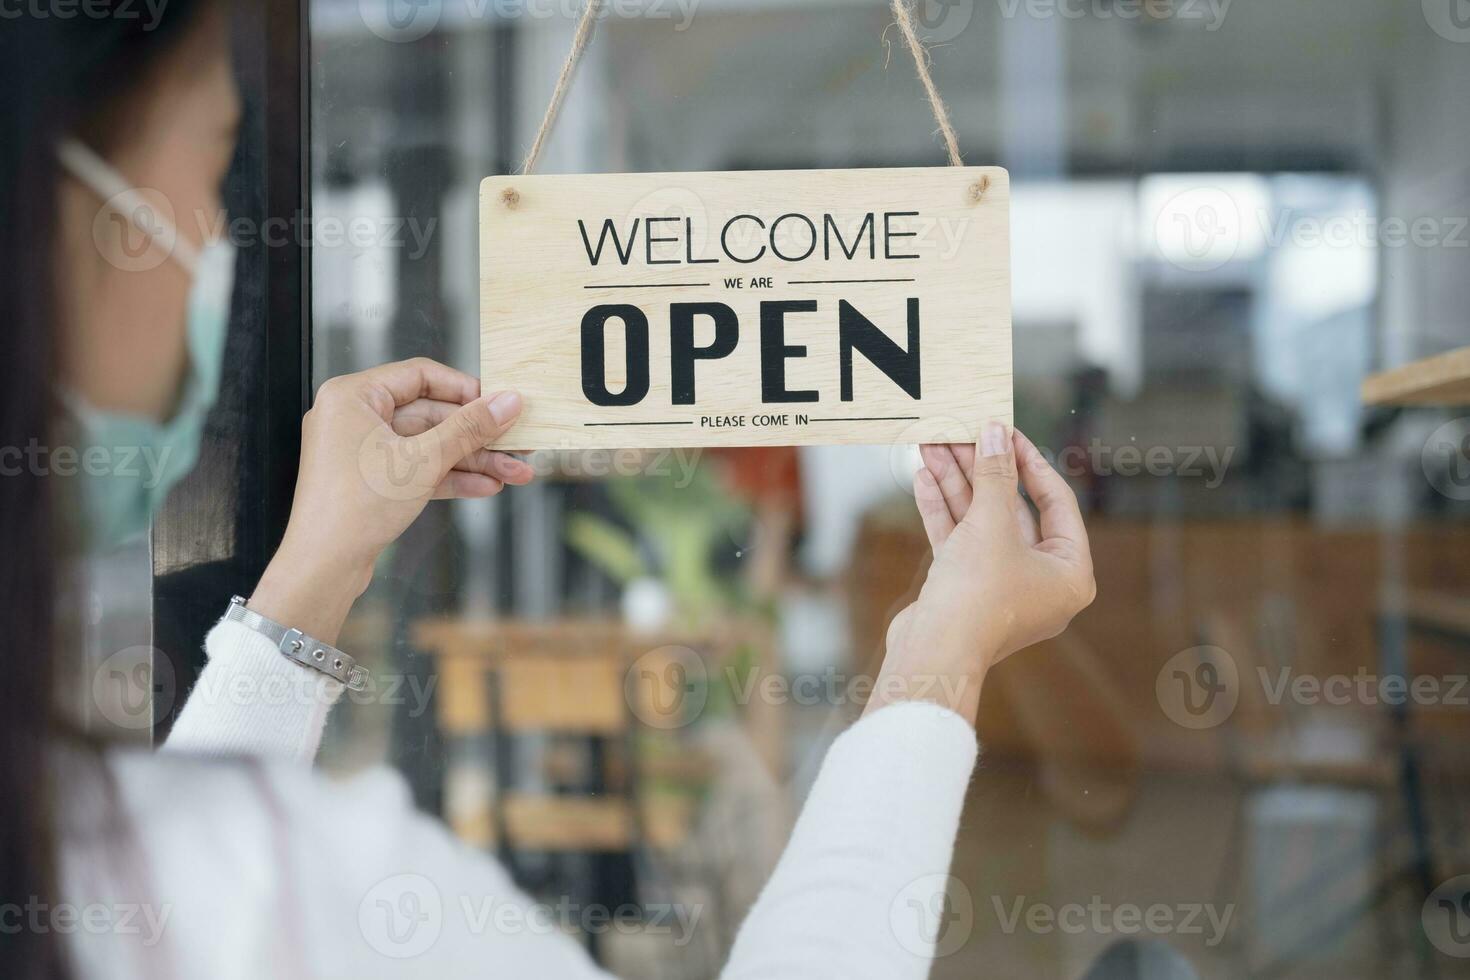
[1361,345,1470,406]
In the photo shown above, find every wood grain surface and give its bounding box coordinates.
[480,167,1012,449]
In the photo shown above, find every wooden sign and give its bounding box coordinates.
[479,167,1011,449]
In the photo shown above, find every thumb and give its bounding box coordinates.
[415,390,522,477]
[964,420,1018,521]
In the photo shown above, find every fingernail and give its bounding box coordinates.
[487,391,522,426]
[980,421,1008,457]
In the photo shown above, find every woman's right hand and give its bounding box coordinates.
[248,358,532,644]
[865,422,1096,725]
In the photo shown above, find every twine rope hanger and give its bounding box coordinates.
[516,0,976,187]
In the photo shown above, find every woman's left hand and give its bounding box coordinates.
[248,358,533,643]
[865,425,1095,725]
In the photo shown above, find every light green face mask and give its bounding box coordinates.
[57,139,235,552]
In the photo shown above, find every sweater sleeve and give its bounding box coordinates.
[161,618,342,762]
[130,691,974,978]
[157,607,976,975]
[277,700,975,979]
[720,700,978,980]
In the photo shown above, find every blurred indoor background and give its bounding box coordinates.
[86,0,1470,976]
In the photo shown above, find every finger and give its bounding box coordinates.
[1014,428,1090,558]
[964,420,1019,521]
[413,390,523,477]
[432,471,504,500]
[913,468,956,550]
[455,448,535,486]
[1013,493,1042,547]
[392,398,459,437]
[949,442,975,480]
[920,444,972,524]
[359,357,481,408]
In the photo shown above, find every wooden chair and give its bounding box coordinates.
[1205,603,1410,974]
[415,618,777,854]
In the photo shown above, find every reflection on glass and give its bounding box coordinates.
[307,2,1470,976]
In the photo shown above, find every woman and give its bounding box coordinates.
[2,3,1095,978]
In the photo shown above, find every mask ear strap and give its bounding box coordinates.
[56,138,201,276]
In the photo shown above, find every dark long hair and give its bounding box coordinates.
[0,5,219,978]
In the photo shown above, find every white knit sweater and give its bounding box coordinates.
[61,617,978,979]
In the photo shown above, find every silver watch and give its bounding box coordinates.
[224,595,370,691]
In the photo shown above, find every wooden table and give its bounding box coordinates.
[1361,344,1470,405]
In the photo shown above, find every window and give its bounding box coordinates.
[271,1,1470,973]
